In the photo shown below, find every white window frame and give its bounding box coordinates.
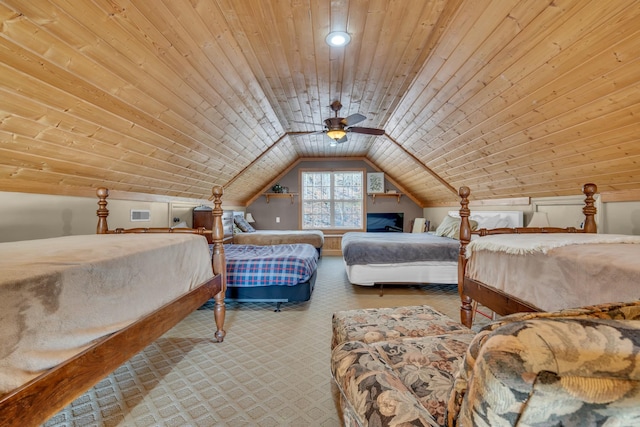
[300,169,365,230]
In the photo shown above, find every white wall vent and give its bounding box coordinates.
[130,209,151,222]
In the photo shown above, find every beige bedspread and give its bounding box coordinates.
[233,229,324,249]
[466,233,640,257]
[0,234,213,394]
[466,240,640,312]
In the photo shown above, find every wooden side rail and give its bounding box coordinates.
[96,186,226,342]
[457,183,597,327]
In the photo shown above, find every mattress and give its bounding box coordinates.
[233,229,324,249]
[341,232,460,265]
[466,235,640,312]
[225,243,319,287]
[0,234,214,394]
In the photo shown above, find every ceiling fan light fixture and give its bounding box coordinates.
[326,129,346,140]
[325,31,351,47]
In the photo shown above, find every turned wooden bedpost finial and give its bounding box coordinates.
[582,183,597,233]
[96,187,110,234]
[458,186,472,246]
[208,186,224,244]
[458,186,474,328]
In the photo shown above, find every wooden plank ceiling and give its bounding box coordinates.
[0,0,638,206]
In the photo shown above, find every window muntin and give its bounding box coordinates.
[301,171,363,230]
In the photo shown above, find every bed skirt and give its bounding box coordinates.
[344,260,458,286]
[226,269,317,302]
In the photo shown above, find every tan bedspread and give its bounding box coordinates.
[466,233,640,257]
[0,234,214,394]
[233,230,324,249]
[466,241,640,312]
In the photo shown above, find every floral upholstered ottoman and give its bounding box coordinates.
[331,305,476,426]
[330,301,640,427]
[331,305,473,350]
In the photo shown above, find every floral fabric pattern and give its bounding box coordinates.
[331,300,640,427]
[332,305,472,350]
[332,335,475,427]
[449,300,640,426]
[453,317,640,426]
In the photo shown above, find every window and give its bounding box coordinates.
[301,170,364,230]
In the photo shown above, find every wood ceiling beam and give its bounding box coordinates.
[382,133,457,195]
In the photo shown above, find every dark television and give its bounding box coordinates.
[366,212,404,232]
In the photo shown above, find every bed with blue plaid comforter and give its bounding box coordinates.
[224,243,318,288]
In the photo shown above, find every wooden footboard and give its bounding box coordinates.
[97,185,227,341]
[0,274,222,427]
[457,183,597,328]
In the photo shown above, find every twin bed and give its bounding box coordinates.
[224,243,319,311]
[219,211,321,310]
[341,232,460,292]
[0,186,227,427]
[342,182,640,328]
[341,210,523,292]
[233,228,324,255]
[457,183,640,327]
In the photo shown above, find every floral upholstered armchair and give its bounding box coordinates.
[331,301,640,427]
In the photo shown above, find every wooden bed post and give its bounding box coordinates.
[96,187,109,234]
[209,185,227,343]
[582,183,597,233]
[458,186,474,328]
[95,186,227,342]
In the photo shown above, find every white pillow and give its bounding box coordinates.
[494,217,512,228]
[435,215,477,239]
[474,215,515,229]
[474,215,501,230]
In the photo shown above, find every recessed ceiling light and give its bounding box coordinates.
[325,31,351,47]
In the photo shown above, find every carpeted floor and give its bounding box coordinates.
[44,256,489,427]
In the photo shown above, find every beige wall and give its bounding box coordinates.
[0,191,166,242]
[602,201,640,235]
[2,187,637,243]
[0,191,244,243]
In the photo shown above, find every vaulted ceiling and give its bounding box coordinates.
[1,0,639,206]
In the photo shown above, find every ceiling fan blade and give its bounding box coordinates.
[348,127,385,136]
[343,113,366,126]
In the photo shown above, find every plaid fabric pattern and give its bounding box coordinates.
[224,243,318,287]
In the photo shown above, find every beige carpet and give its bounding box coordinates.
[44,256,489,427]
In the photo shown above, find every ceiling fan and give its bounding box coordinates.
[299,101,385,145]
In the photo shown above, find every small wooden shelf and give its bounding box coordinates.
[264,193,298,204]
[369,193,403,204]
